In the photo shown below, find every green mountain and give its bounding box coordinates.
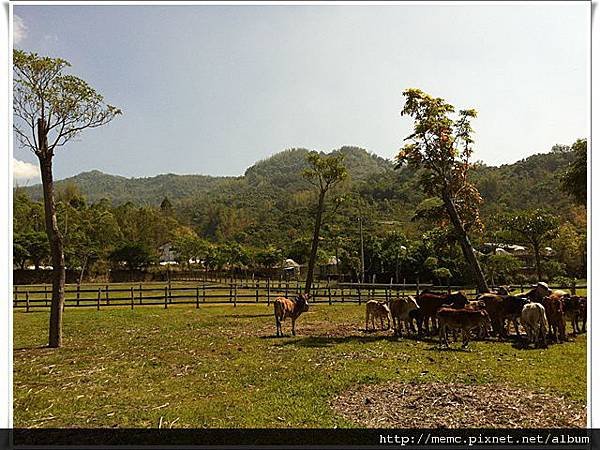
[21,146,577,240]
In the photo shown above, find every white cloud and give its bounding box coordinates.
[13,14,27,45]
[13,158,40,184]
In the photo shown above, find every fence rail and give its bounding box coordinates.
[12,280,586,312]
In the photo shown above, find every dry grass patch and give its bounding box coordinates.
[332,381,586,428]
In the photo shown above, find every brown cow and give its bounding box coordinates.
[274,293,310,337]
[437,307,491,349]
[389,296,419,336]
[563,295,582,335]
[477,293,529,339]
[414,291,469,335]
[542,294,567,342]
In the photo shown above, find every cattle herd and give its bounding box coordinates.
[273,282,587,349]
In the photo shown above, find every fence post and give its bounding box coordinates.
[26,291,30,313]
[196,287,200,309]
[285,281,289,298]
[267,279,271,306]
[130,286,134,310]
[341,287,345,303]
[571,280,577,296]
[358,287,361,305]
[203,283,206,303]
[139,283,143,304]
[229,284,233,303]
[13,286,17,308]
[164,287,168,309]
[44,285,48,305]
[328,285,332,305]
[416,277,420,297]
[106,284,110,305]
[234,284,237,308]
[76,283,81,307]
[255,281,259,303]
[97,288,101,311]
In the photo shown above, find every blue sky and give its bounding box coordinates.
[13,3,589,182]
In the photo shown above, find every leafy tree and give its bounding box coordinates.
[255,246,283,269]
[171,233,208,268]
[561,139,587,206]
[397,88,489,293]
[13,50,121,348]
[302,151,348,293]
[109,243,154,270]
[503,209,559,281]
[13,238,30,270]
[17,231,51,270]
[160,197,173,213]
[551,222,585,278]
[482,253,521,285]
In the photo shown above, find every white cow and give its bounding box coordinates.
[521,302,548,348]
[365,300,391,331]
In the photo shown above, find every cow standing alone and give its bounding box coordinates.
[274,294,310,337]
[365,300,392,331]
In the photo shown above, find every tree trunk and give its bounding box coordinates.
[37,120,66,348]
[533,242,542,281]
[305,190,326,294]
[442,189,489,293]
[79,254,89,285]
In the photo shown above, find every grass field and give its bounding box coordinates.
[13,303,587,428]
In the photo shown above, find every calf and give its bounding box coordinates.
[415,291,469,335]
[436,307,491,349]
[520,302,548,348]
[542,294,567,342]
[389,296,419,336]
[365,300,391,331]
[274,293,310,337]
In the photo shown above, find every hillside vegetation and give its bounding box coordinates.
[15,145,585,285]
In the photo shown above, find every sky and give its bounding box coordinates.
[12,3,590,183]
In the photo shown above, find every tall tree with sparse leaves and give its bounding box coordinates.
[302,151,347,294]
[13,50,121,348]
[396,88,489,292]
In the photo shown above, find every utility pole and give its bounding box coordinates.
[359,217,365,284]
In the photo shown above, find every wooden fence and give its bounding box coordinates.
[12,280,586,312]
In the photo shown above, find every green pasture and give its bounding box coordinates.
[14,302,586,428]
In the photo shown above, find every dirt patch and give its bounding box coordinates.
[332,381,586,428]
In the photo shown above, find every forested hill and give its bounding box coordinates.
[21,145,575,220]
[22,146,392,204]
[21,169,233,205]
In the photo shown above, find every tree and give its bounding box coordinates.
[503,209,559,281]
[482,253,521,285]
[109,243,154,270]
[18,231,50,270]
[13,50,121,347]
[302,151,347,293]
[396,88,489,293]
[561,139,587,206]
[13,238,30,270]
[160,197,173,214]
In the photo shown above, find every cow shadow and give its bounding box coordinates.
[230,314,273,319]
[270,331,441,348]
